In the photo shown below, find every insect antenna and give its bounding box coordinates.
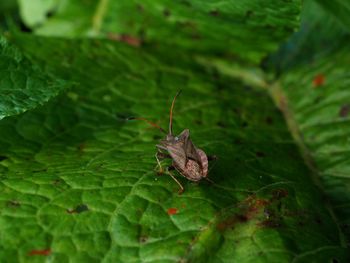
[169,90,182,135]
[127,117,167,134]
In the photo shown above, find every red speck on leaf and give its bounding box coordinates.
[167,208,178,215]
[107,33,141,47]
[313,74,325,87]
[28,249,51,256]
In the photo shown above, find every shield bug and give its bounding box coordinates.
[129,91,216,194]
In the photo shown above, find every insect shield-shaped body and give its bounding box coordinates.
[129,91,213,194]
[158,129,209,182]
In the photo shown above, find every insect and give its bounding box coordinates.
[129,91,216,194]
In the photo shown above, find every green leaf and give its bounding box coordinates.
[265,0,348,73]
[0,0,18,30]
[18,0,301,65]
[1,34,348,262]
[0,0,17,14]
[270,0,350,242]
[17,0,57,28]
[0,34,69,120]
[315,0,350,30]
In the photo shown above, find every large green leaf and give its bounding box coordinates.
[17,0,301,65]
[0,34,348,262]
[17,0,56,28]
[265,0,348,73]
[315,0,350,30]
[269,0,350,242]
[0,35,68,120]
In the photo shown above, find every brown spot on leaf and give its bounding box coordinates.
[77,143,86,152]
[107,33,141,47]
[139,236,148,243]
[28,249,51,256]
[7,200,20,208]
[67,204,89,214]
[217,216,240,231]
[339,104,350,118]
[217,196,270,231]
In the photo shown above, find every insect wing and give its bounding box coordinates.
[178,129,201,164]
[166,143,187,170]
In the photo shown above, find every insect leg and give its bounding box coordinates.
[204,177,215,184]
[155,151,172,174]
[157,152,171,159]
[155,151,165,175]
[167,170,184,194]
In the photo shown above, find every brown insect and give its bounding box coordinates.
[129,91,216,193]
